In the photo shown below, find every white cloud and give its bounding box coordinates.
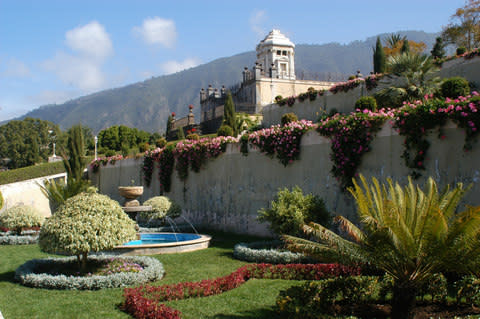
[133,17,177,48]
[43,21,113,93]
[43,52,105,91]
[250,10,267,38]
[160,58,201,75]
[65,21,113,60]
[2,58,31,78]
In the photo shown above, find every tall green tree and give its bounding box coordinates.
[430,36,446,59]
[373,36,386,73]
[177,126,185,140]
[400,38,410,53]
[284,175,480,319]
[442,0,480,50]
[63,124,86,181]
[223,92,237,136]
[165,114,174,138]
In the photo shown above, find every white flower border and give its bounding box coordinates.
[233,240,313,264]
[15,255,164,290]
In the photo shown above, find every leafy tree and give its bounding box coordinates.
[284,175,480,319]
[373,36,386,73]
[401,38,410,53]
[0,118,60,169]
[383,34,426,57]
[177,126,185,140]
[430,37,446,59]
[223,92,237,136]
[39,191,136,271]
[165,114,174,138]
[442,0,480,50]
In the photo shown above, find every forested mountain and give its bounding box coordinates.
[13,31,438,133]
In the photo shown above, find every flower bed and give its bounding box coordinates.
[15,255,164,290]
[122,263,360,319]
[0,229,39,245]
[240,120,316,166]
[90,154,125,173]
[233,241,313,264]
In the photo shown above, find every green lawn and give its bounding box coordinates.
[0,232,296,319]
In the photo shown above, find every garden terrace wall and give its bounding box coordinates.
[90,123,480,236]
[261,56,480,127]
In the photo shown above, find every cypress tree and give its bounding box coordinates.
[431,37,445,59]
[177,126,185,140]
[165,114,173,138]
[401,39,410,54]
[373,37,386,74]
[63,124,86,181]
[223,92,237,135]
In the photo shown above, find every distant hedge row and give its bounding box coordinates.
[0,161,65,185]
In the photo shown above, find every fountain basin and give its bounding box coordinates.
[109,233,212,256]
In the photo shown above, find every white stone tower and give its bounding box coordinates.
[256,29,295,80]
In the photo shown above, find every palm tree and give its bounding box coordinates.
[284,175,480,319]
[375,53,440,108]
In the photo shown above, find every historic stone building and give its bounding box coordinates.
[200,29,337,134]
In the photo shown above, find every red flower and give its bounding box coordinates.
[171,112,176,117]
[189,104,194,109]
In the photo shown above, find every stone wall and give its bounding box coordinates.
[0,173,66,217]
[90,122,480,236]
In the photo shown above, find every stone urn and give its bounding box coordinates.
[118,186,143,207]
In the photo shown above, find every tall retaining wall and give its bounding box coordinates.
[90,122,480,236]
[261,56,480,127]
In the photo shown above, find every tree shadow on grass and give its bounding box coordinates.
[0,271,16,283]
[213,308,278,319]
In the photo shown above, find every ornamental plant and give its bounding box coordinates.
[0,205,44,235]
[281,113,298,126]
[241,120,315,166]
[0,190,3,211]
[39,192,136,271]
[317,110,389,189]
[354,96,377,111]
[440,76,470,99]
[140,196,181,222]
[257,186,330,237]
[284,175,480,319]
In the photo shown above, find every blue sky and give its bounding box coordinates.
[0,0,464,121]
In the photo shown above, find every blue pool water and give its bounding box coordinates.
[123,233,201,246]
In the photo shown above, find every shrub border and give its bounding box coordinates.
[123,263,360,319]
[233,241,313,264]
[0,235,38,245]
[15,255,164,290]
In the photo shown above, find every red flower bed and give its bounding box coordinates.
[122,263,360,318]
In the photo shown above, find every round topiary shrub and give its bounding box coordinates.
[186,133,200,140]
[355,96,378,111]
[39,192,137,270]
[258,186,331,237]
[155,137,167,148]
[281,113,298,126]
[15,255,164,290]
[139,196,182,226]
[440,77,470,99]
[217,125,234,137]
[457,47,467,55]
[0,205,44,235]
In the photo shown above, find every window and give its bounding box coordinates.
[276,50,281,55]
[280,63,287,73]
[282,51,287,56]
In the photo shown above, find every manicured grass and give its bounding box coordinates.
[0,231,293,319]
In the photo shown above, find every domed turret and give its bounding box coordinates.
[256,30,295,80]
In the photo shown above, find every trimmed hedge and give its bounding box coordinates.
[123,263,361,318]
[0,235,38,245]
[0,161,65,185]
[15,255,164,290]
[233,241,313,264]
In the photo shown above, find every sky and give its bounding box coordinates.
[0,0,464,122]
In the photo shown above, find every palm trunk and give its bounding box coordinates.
[391,281,417,319]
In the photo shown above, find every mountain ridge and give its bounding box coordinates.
[12,30,438,133]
